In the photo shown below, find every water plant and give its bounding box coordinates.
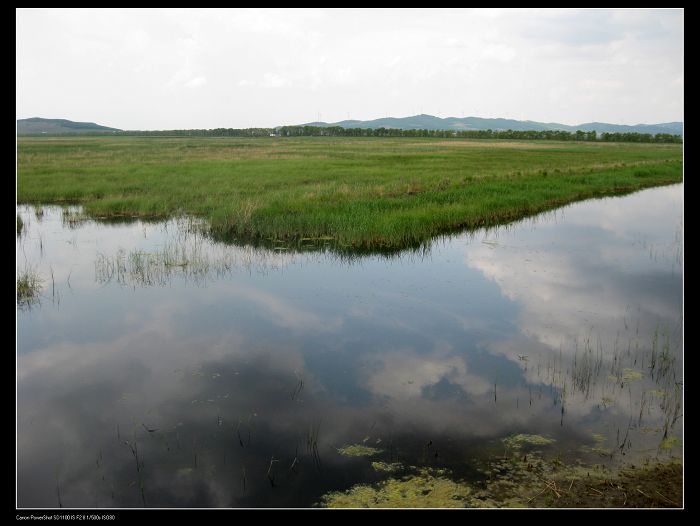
[337,444,383,457]
[502,434,556,452]
[16,269,42,309]
[319,467,472,508]
[371,461,403,473]
[320,450,681,508]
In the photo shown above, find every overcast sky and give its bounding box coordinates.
[16,8,683,130]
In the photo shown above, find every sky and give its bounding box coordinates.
[16,8,683,130]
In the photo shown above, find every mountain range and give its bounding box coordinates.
[17,115,683,136]
[303,114,683,136]
[17,118,121,135]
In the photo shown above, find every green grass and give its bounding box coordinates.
[17,136,682,250]
[16,269,42,309]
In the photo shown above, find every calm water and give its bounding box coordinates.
[16,185,683,508]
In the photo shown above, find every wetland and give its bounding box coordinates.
[16,183,682,508]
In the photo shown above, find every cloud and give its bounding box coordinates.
[231,282,344,332]
[465,184,682,363]
[184,76,207,88]
[17,8,683,128]
[260,72,291,88]
[362,343,492,400]
[238,73,292,89]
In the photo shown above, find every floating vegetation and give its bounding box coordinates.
[641,427,662,434]
[659,436,680,450]
[320,452,682,508]
[648,389,667,398]
[337,444,383,457]
[371,461,403,473]
[622,368,644,382]
[503,434,556,451]
[17,269,42,309]
[580,433,613,457]
[481,452,680,508]
[319,467,472,508]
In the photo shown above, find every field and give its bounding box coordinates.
[17,137,682,250]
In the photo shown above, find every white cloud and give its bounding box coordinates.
[362,343,492,400]
[260,72,291,88]
[465,185,682,359]
[184,76,207,88]
[17,8,683,129]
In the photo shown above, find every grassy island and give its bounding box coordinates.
[17,137,682,250]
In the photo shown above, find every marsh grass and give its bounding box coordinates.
[523,316,682,470]
[17,268,42,309]
[17,137,682,251]
[61,208,90,229]
[94,234,299,287]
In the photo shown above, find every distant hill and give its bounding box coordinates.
[17,118,121,135]
[303,114,683,136]
[16,115,683,137]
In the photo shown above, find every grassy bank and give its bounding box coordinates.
[17,137,682,250]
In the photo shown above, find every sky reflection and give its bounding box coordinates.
[17,185,682,507]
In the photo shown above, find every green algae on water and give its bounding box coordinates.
[371,461,403,473]
[503,434,556,451]
[580,433,613,457]
[320,444,681,508]
[337,444,383,457]
[660,436,680,450]
[319,468,472,508]
[622,368,644,381]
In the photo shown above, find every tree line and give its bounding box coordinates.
[24,126,682,143]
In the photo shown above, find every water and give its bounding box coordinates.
[16,185,683,508]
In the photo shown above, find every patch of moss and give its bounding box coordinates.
[659,436,680,450]
[320,448,682,508]
[647,389,667,398]
[641,427,662,434]
[320,468,472,508]
[542,460,682,508]
[371,461,403,473]
[503,434,556,451]
[337,444,383,457]
[580,433,613,457]
[472,452,680,508]
[622,368,644,381]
